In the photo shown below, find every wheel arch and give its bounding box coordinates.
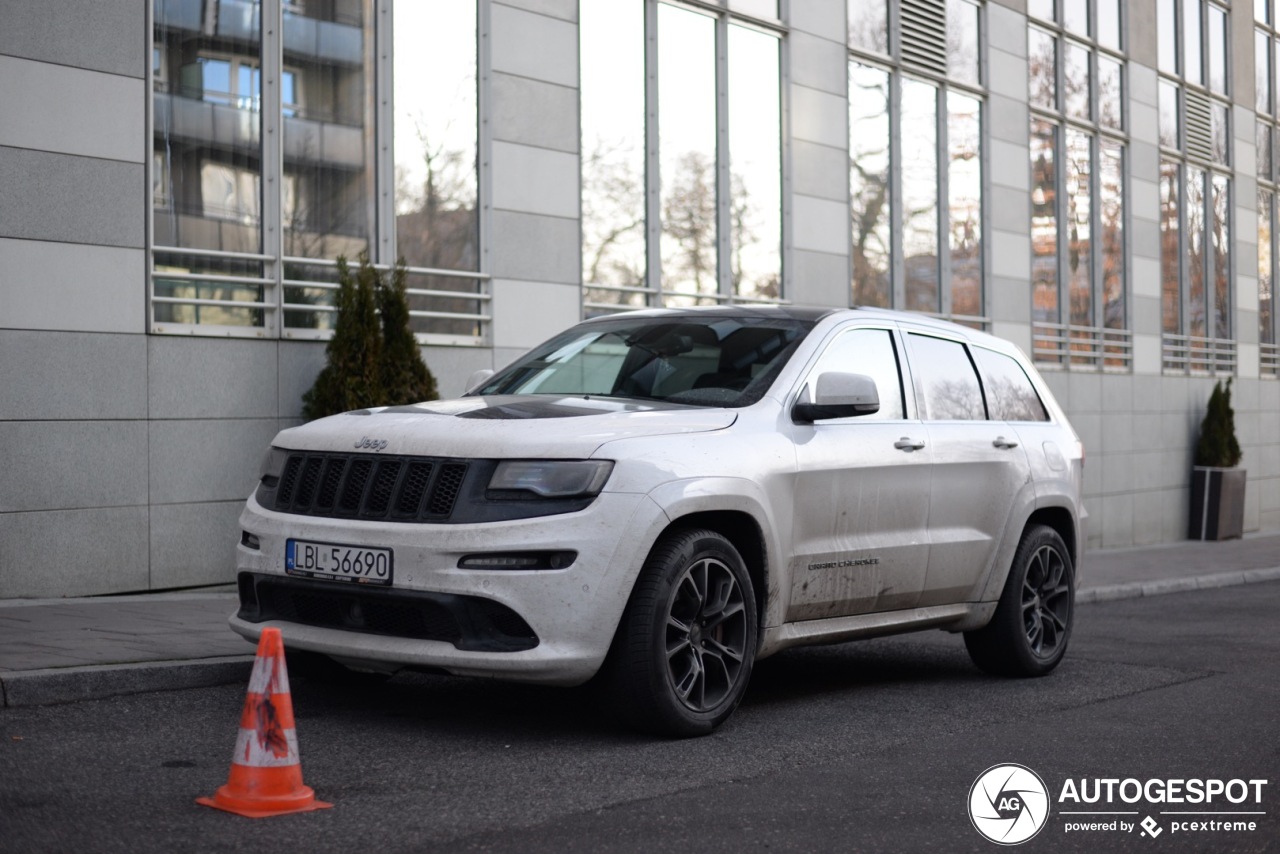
[659,510,769,636]
[1025,505,1079,574]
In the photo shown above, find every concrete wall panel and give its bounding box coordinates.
[0,330,146,420]
[0,506,149,598]
[789,31,847,96]
[790,85,847,149]
[0,0,145,78]
[491,3,577,88]
[0,148,143,248]
[792,139,848,202]
[149,500,243,589]
[491,73,578,153]
[489,211,580,284]
[148,337,279,420]
[0,56,144,163]
[149,418,280,505]
[490,279,581,351]
[0,238,145,333]
[491,141,579,219]
[0,421,147,513]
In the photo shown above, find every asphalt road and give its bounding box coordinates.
[2,582,1278,853]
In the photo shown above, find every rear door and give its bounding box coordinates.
[787,325,932,620]
[902,331,1032,607]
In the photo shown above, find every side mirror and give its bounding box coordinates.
[464,368,495,394]
[792,372,881,423]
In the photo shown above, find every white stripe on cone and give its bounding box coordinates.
[232,726,301,768]
[247,654,291,695]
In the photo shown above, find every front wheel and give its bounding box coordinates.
[964,524,1074,677]
[604,529,757,737]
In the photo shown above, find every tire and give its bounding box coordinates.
[964,524,1074,678]
[603,529,758,737]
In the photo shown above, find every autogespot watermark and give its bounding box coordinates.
[968,766,1270,845]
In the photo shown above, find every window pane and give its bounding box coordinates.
[1098,54,1123,130]
[1160,161,1181,334]
[1029,28,1057,111]
[393,0,478,275]
[153,0,264,327]
[849,62,892,308]
[1097,0,1122,49]
[1258,31,1272,114]
[1259,188,1273,345]
[1210,102,1229,166]
[1159,80,1179,149]
[1063,42,1090,121]
[1186,166,1206,337]
[1099,140,1124,330]
[1158,0,1178,74]
[1211,174,1230,339]
[908,334,986,421]
[1031,119,1059,324]
[901,79,939,313]
[728,25,781,300]
[1207,4,1227,95]
[281,0,375,279]
[1028,0,1054,21]
[948,92,982,318]
[659,5,717,298]
[1259,121,1273,182]
[581,0,646,306]
[1259,0,1271,24]
[1065,129,1092,327]
[1184,0,1202,84]
[947,0,980,86]
[1063,0,1088,35]
[848,0,888,54]
[813,329,905,420]
[973,349,1049,422]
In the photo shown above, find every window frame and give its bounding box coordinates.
[847,0,990,327]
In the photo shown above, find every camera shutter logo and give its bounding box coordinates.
[968,764,1051,845]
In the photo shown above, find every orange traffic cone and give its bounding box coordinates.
[197,627,333,818]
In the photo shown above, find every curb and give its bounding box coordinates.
[1077,566,1280,604]
[0,655,254,709]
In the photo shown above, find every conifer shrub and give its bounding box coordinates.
[302,253,439,420]
[1193,379,1242,468]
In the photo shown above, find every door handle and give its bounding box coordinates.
[993,436,1019,449]
[894,437,926,451]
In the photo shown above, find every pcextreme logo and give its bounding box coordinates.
[968,764,1051,845]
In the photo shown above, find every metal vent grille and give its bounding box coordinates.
[901,0,948,77]
[268,453,468,522]
[1184,89,1213,162]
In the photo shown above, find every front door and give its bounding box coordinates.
[787,326,932,621]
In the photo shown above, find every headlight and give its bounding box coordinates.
[258,446,290,485]
[488,460,614,498]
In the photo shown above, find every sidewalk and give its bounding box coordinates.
[2,534,1278,709]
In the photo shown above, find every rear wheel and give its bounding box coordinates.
[964,524,1074,677]
[604,529,757,737]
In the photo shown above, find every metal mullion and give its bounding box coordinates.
[262,0,282,337]
[376,0,395,266]
[145,0,155,334]
[715,12,732,301]
[1055,121,1070,329]
[889,70,905,309]
[645,0,663,306]
[478,0,493,330]
[1090,133,1103,329]
[937,84,951,316]
[779,0,792,303]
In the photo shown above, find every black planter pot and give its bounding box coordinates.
[1188,466,1246,540]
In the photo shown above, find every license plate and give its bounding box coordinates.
[286,539,393,585]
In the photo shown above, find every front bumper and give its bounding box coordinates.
[230,490,665,686]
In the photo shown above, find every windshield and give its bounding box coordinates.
[473,315,814,407]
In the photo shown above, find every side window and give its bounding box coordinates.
[973,348,1050,422]
[907,333,986,421]
[807,328,905,420]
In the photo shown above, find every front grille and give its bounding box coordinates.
[238,573,539,652]
[264,452,469,522]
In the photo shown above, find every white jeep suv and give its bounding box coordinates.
[232,307,1084,735]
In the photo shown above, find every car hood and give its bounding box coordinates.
[273,395,738,458]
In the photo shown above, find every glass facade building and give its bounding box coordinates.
[3,0,1280,597]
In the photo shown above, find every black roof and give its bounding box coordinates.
[581,304,839,324]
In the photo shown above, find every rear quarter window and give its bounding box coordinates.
[972,347,1050,422]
